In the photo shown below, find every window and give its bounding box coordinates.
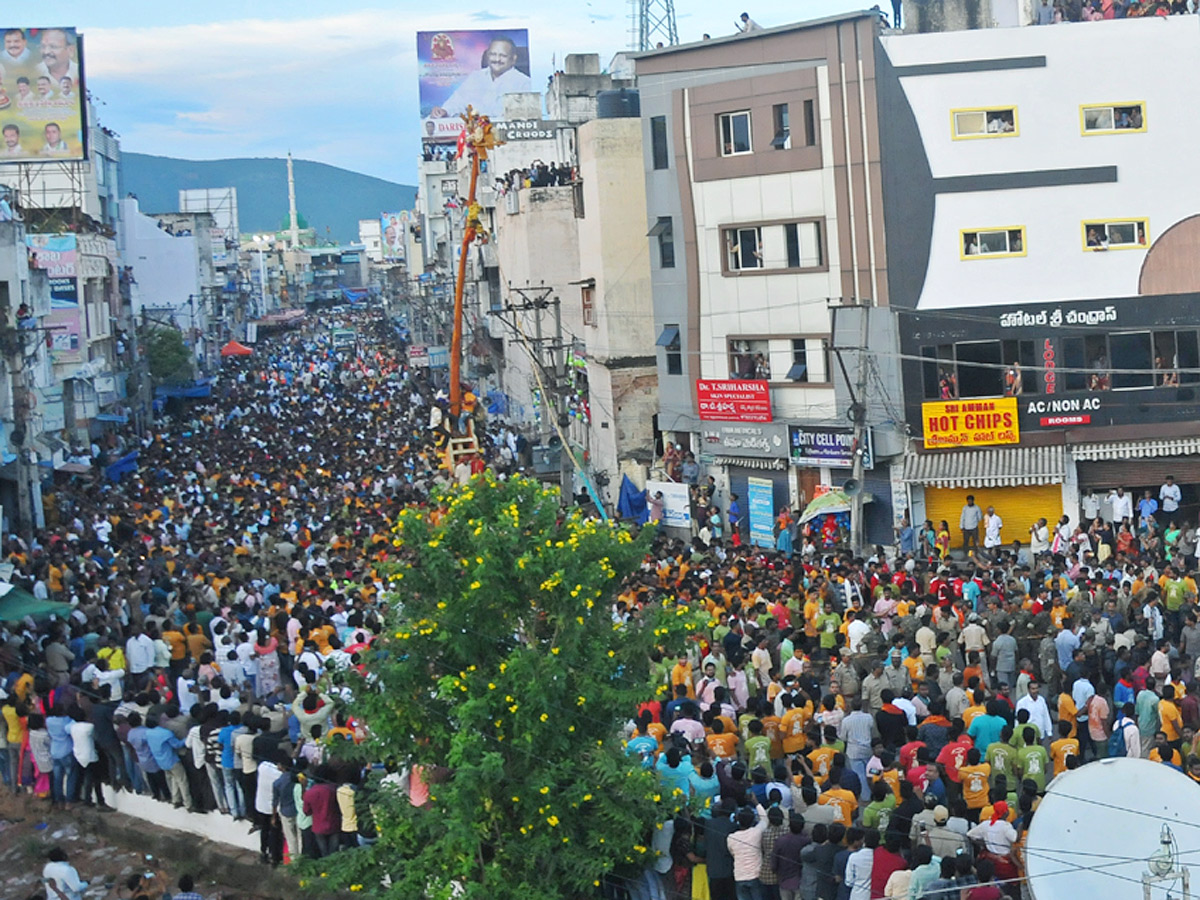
[1082,219,1148,251]
[961,227,1026,259]
[657,324,682,375]
[1001,339,1038,395]
[581,285,595,327]
[1109,332,1153,390]
[728,339,770,380]
[651,116,669,169]
[719,110,752,156]
[772,103,790,150]
[1081,102,1146,135]
[726,226,762,270]
[785,221,823,269]
[951,107,1018,139]
[1179,332,1200,385]
[723,220,825,274]
[923,341,1035,399]
[803,99,817,147]
[787,338,831,383]
[648,216,676,268]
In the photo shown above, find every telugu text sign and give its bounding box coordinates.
[0,27,87,164]
[696,379,772,422]
[922,397,1019,449]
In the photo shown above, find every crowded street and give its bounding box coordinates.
[0,303,1195,900]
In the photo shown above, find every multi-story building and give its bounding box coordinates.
[633,13,900,541]
[876,16,1200,533]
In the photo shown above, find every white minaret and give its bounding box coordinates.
[287,151,300,249]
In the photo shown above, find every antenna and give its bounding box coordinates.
[630,0,679,51]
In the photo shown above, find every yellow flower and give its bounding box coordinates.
[547,815,560,826]
[540,713,549,722]
[437,601,447,609]
[551,647,560,655]
[488,682,496,689]
[607,650,615,658]
[583,793,593,801]
[499,662,507,673]
[577,695,587,706]
[428,540,439,548]
[513,796,520,802]
[540,786,550,794]
[350,886,364,892]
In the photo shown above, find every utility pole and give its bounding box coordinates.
[833,303,872,557]
[1,285,32,542]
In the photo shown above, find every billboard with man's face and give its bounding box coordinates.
[0,27,87,164]
[417,29,531,143]
[381,212,405,262]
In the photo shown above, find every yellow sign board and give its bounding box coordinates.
[922,397,1019,449]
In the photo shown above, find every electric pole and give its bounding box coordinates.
[1,285,33,542]
[833,304,872,558]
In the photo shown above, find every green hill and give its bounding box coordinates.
[121,153,417,244]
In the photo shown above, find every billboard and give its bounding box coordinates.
[381,212,405,262]
[645,480,691,529]
[0,28,87,163]
[747,477,775,549]
[922,397,1019,449]
[789,425,874,470]
[417,29,531,142]
[27,234,81,364]
[696,379,772,422]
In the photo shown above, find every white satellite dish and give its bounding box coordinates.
[1025,757,1200,900]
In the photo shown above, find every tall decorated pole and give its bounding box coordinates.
[449,106,501,425]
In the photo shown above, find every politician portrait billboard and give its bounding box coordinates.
[417,29,531,143]
[0,27,87,163]
[381,212,406,262]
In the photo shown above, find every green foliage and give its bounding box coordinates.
[144,326,193,384]
[307,473,707,900]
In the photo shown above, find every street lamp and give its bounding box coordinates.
[1144,823,1190,900]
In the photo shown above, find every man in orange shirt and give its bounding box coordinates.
[817,781,858,827]
[957,747,991,823]
[670,655,696,700]
[1050,720,1080,776]
[705,718,739,761]
[779,693,810,757]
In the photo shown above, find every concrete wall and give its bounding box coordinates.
[879,17,1200,310]
[120,198,202,325]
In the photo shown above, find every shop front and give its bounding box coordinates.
[698,422,791,537]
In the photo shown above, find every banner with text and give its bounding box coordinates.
[922,397,1019,449]
[417,29,531,142]
[381,212,406,262]
[696,379,772,422]
[0,27,87,163]
[646,480,691,529]
[789,425,874,469]
[747,477,775,548]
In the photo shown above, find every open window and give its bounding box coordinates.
[728,338,770,380]
[787,338,831,383]
[771,103,791,150]
[657,324,682,376]
[952,107,1018,139]
[719,110,752,156]
[1082,219,1148,251]
[1081,102,1146,135]
[962,227,1026,259]
[726,226,762,270]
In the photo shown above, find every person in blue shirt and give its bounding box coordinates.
[689,760,720,807]
[655,747,694,800]
[126,712,167,802]
[1137,490,1159,530]
[46,709,74,808]
[625,718,659,770]
[896,514,916,556]
[966,700,1007,751]
[218,712,247,818]
[146,716,194,810]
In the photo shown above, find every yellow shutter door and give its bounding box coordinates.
[924,484,1063,546]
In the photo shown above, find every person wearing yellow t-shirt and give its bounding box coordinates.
[817,784,858,827]
[1160,692,1184,749]
[807,736,841,786]
[1057,691,1078,740]
[958,748,991,819]
[779,693,809,755]
[1149,732,1183,769]
[1050,720,1080,777]
[670,656,696,700]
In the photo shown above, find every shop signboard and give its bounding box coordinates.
[747,476,775,548]
[696,379,772,422]
[700,422,788,458]
[789,425,874,469]
[922,397,1019,449]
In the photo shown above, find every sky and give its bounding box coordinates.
[33,0,863,185]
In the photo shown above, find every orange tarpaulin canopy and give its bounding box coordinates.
[221,340,253,357]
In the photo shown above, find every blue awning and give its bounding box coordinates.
[105,450,139,482]
[655,326,680,347]
[95,412,128,423]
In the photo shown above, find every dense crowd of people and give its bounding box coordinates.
[1,305,1194,900]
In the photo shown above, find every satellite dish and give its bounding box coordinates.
[1025,758,1200,900]
[842,478,861,497]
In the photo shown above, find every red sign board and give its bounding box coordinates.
[696,380,773,422]
[1040,414,1090,427]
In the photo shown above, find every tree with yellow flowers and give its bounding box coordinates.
[307,473,708,900]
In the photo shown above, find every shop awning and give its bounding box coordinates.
[903,445,1065,488]
[713,455,787,470]
[1071,437,1200,461]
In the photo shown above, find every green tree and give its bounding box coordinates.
[308,473,706,900]
[144,326,193,384]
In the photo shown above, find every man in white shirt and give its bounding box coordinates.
[1015,680,1053,737]
[432,37,531,119]
[1108,486,1134,523]
[983,506,1003,550]
[125,626,156,687]
[1081,488,1102,522]
[43,847,89,900]
[1160,476,1182,516]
